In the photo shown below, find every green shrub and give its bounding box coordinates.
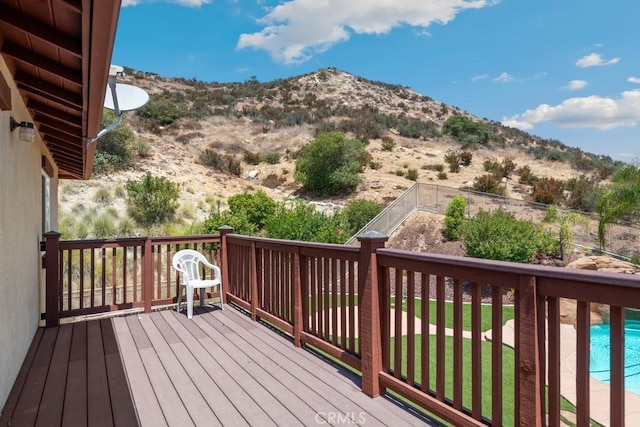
[444,152,461,173]
[442,115,489,145]
[243,150,262,165]
[92,214,117,239]
[137,93,187,125]
[516,165,537,185]
[462,209,557,263]
[227,190,277,228]
[199,149,220,168]
[93,110,139,173]
[117,217,136,237]
[395,169,405,176]
[369,160,382,170]
[340,198,383,236]
[94,187,113,204]
[445,195,467,240]
[406,168,418,181]
[264,152,281,164]
[295,132,368,195]
[565,177,601,212]
[437,171,448,180]
[264,201,346,243]
[201,208,257,236]
[125,172,180,228]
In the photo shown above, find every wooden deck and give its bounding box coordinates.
[2,305,439,426]
[0,319,137,426]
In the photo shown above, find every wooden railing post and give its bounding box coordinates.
[292,248,303,347]
[44,231,61,328]
[142,238,153,313]
[219,226,233,306]
[357,231,388,398]
[516,275,542,426]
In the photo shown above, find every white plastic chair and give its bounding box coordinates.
[171,249,223,319]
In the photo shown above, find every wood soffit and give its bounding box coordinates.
[0,0,121,179]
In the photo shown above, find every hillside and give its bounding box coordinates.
[58,68,620,239]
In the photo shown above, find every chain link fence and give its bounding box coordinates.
[348,183,639,258]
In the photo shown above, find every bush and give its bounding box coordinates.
[437,171,448,180]
[516,165,537,185]
[460,151,473,166]
[264,201,346,243]
[445,195,467,240]
[406,168,418,181]
[262,173,285,188]
[92,214,117,239]
[243,150,262,165]
[565,177,601,212]
[381,135,396,151]
[531,177,565,205]
[201,208,257,236]
[125,173,180,228]
[93,110,139,173]
[264,152,281,164]
[369,160,382,170]
[444,152,461,173]
[295,132,368,195]
[473,174,505,195]
[341,198,383,236]
[442,115,489,145]
[227,190,277,228]
[461,209,557,263]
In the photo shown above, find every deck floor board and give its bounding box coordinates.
[3,305,438,427]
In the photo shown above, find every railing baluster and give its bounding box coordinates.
[420,273,429,393]
[610,305,625,427]
[394,268,403,379]
[471,282,482,420]
[491,286,503,426]
[406,271,415,387]
[453,278,463,410]
[436,275,445,401]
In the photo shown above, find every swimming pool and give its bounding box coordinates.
[590,320,640,395]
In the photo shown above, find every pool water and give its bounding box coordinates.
[590,320,640,395]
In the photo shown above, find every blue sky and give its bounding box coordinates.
[113,0,640,162]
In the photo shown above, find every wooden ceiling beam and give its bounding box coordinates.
[44,135,81,154]
[28,100,81,125]
[2,42,82,87]
[35,115,83,139]
[39,123,81,144]
[16,72,83,109]
[0,4,82,57]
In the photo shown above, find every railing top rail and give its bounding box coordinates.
[378,247,640,289]
[55,234,221,249]
[228,233,360,254]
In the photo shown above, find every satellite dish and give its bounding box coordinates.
[103,83,149,112]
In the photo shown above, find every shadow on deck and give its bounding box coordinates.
[2,305,440,426]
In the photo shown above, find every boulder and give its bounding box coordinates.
[559,256,640,325]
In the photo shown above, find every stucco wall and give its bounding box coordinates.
[0,61,53,409]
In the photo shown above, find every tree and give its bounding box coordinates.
[125,173,180,228]
[442,115,489,145]
[340,198,383,236]
[597,164,640,250]
[93,109,139,173]
[295,132,368,195]
[542,205,589,261]
[227,190,277,228]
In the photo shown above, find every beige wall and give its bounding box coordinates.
[0,59,57,409]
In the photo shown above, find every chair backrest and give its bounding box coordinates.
[172,249,209,283]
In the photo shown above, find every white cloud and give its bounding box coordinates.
[629,77,640,84]
[502,89,640,130]
[237,0,498,64]
[565,80,587,91]
[492,72,513,83]
[471,74,489,82]
[121,0,210,6]
[576,53,620,68]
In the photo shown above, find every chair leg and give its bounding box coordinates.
[219,284,224,310]
[177,284,183,313]
[200,288,205,309]
[187,286,194,319]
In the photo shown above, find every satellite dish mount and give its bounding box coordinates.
[88,65,149,144]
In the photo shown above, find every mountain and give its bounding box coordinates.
[57,67,621,238]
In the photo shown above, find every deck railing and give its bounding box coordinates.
[42,229,640,426]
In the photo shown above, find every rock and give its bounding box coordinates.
[246,170,259,180]
[559,256,640,325]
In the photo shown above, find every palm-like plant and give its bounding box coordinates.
[597,165,640,250]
